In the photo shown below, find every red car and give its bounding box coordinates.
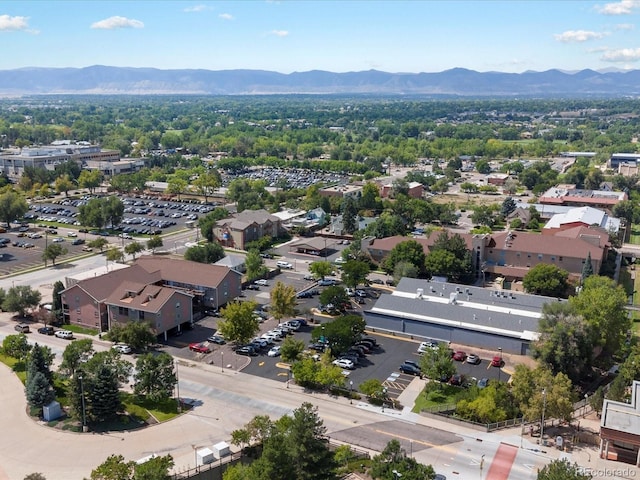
[452,351,467,362]
[491,356,504,367]
[189,342,211,354]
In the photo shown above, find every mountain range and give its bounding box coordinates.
[2,65,640,96]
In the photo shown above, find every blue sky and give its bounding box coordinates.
[1,1,640,73]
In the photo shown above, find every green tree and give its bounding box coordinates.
[570,275,630,354]
[134,454,174,480]
[470,204,496,227]
[82,349,132,386]
[88,237,109,252]
[310,315,365,355]
[2,334,31,359]
[319,286,349,311]
[270,281,297,322]
[133,352,177,402]
[106,322,155,351]
[522,263,569,297]
[124,241,144,260]
[78,198,106,228]
[26,371,54,411]
[359,378,384,398]
[55,174,75,197]
[89,364,122,421]
[147,235,163,253]
[393,260,419,283]
[184,242,225,264]
[286,403,337,480]
[537,459,592,480]
[371,440,435,480]
[199,208,230,242]
[78,170,103,194]
[24,474,47,480]
[27,343,54,383]
[420,343,456,385]
[456,381,518,423]
[383,240,426,275]
[42,244,68,266]
[500,196,517,217]
[280,337,305,363]
[340,260,370,288]
[60,338,93,376]
[89,454,134,480]
[581,252,593,284]
[218,301,260,345]
[510,365,575,423]
[166,178,187,200]
[105,247,124,263]
[245,248,267,281]
[342,196,357,234]
[2,285,42,317]
[102,196,125,229]
[309,261,334,280]
[192,170,221,204]
[533,302,593,384]
[0,189,29,227]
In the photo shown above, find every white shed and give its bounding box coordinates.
[196,447,215,465]
[213,441,231,458]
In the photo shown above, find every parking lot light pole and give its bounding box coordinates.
[498,347,502,382]
[221,351,224,373]
[540,389,547,445]
[349,380,353,404]
[79,374,87,432]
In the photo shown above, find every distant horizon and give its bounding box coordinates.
[1,64,637,76]
[3,1,640,74]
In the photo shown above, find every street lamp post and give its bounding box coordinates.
[349,380,353,404]
[583,393,588,417]
[540,389,547,445]
[382,387,387,412]
[175,360,181,413]
[498,347,503,382]
[221,351,224,373]
[79,374,87,432]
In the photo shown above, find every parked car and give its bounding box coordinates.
[72,238,85,245]
[452,351,467,362]
[37,326,55,335]
[477,378,489,389]
[112,344,132,354]
[466,353,481,365]
[399,362,423,377]
[303,274,316,281]
[236,345,257,356]
[333,358,355,370]
[54,330,74,339]
[52,237,65,243]
[246,284,260,290]
[189,342,211,354]
[207,335,226,344]
[15,323,30,333]
[449,374,465,386]
[67,231,78,237]
[318,279,336,286]
[267,346,281,357]
[491,356,504,367]
[403,360,421,370]
[254,279,269,286]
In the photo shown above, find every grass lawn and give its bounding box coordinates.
[66,324,99,336]
[630,227,640,245]
[121,393,181,423]
[412,382,464,413]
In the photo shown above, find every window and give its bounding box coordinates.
[538,254,543,260]
[527,254,531,258]
[139,311,145,320]
[118,306,129,316]
[559,256,563,262]
[551,256,555,261]
[76,308,80,314]
[516,252,521,257]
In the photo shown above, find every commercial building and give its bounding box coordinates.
[213,209,283,250]
[363,277,555,355]
[538,184,627,212]
[600,380,640,466]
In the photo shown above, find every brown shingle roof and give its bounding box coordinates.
[368,231,473,254]
[490,229,606,259]
[68,264,161,302]
[105,283,189,313]
[135,256,239,288]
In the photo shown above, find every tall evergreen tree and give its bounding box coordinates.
[581,252,593,284]
[27,343,54,383]
[89,365,121,422]
[25,371,54,410]
[341,196,357,234]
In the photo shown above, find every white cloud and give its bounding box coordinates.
[615,23,635,30]
[587,46,610,53]
[91,16,144,30]
[184,5,213,13]
[0,14,29,31]
[596,0,640,15]
[601,47,640,61]
[270,30,289,37]
[554,30,607,42]
[219,13,234,20]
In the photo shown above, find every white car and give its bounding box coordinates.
[260,335,275,344]
[254,279,269,286]
[267,346,281,357]
[67,231,78,237]
[52,237,65,243]
[112,344,132,354]
[332,358,355,370]
[54,330,74,339]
